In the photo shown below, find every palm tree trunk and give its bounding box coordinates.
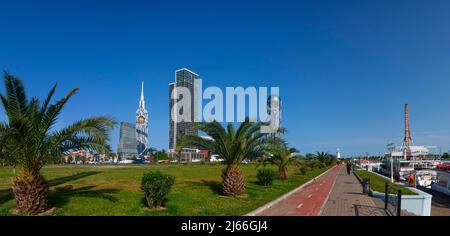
[12,173,49,215]
[278,166,288,180]
[222,166,245,196]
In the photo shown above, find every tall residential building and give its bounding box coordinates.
[136,82,149,155]
[117,122,138,160]
[169,68,199,150]
[267,95,282,138]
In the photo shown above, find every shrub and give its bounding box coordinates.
[257,168,277,186]
[141,171,175,208]
[299,166,307,175]
[306,160,318,170]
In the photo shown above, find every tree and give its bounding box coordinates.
[153,151,169,163]
[179,118,267,196]
[313,151,337,166]
[264,137,299,180]
[0,72,116,215]
[314,152,330,164]
[442,153,450,159]
[305,153,315,159]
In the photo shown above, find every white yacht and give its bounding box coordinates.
[431,164,450,196]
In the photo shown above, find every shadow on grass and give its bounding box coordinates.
[48,171,100,186]
[0,189,13,205]
[0,171,101,205]
[183,180,222,195]
[49,185,119,208]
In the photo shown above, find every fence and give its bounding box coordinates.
[384,182,402,216]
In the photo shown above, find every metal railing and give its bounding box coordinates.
[384,182,402,216]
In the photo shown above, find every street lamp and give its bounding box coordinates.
[390,152,394,183]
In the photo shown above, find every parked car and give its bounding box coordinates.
[210,154,224,162]
[119,159,134,164]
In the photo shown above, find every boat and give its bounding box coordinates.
[380,145,442,180]
[431,163,450,196]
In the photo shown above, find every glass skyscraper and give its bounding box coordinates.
[117,82,149,160]
[117,122,138,159]
[169,68,199,150]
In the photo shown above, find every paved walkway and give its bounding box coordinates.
[320,167,388,216]
[254,165,341,216]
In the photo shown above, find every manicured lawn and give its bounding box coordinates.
[355,170,417,195]
[0,164,330,216]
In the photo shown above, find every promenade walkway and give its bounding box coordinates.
[320,167,388,216]
[253,165,341,216]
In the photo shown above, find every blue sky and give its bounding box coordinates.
[1,0,450,156]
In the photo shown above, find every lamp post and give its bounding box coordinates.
[390,153,394,183]
[387,143,396,183]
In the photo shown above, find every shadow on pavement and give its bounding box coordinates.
[354,204,388,216]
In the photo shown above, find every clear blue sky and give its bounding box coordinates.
[1,0,450,156]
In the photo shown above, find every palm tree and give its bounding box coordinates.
[0,72,116,215]
[314,152,330,163]
[313,151,338,166]
[265,138,299,180]
[179,119,267,196]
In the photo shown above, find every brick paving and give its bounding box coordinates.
[320,167,388,216]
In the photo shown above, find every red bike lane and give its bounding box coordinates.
[254,165,343,216]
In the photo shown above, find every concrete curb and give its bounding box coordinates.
[245,165,338,216]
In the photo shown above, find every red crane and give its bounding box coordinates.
[403,104,413,160]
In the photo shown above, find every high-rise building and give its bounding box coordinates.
[267,95,282,137]
[136,82,149,155]
[117,122,138,160]
[169,68,199,150]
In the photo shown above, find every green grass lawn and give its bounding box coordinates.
[0,164,330,216]
[355,170,417,195]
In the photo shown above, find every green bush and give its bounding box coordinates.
[306,160,319,170]
[257,168,277,186]
[299,166,307,175]
[141,171,175,208]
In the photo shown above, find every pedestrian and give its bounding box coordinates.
[394,172,400,182]
[408,172,415,187]
[346,162,352,175]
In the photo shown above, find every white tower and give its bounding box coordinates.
[136,82,149,156]
[336,148,341,159]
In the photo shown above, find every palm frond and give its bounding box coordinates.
[2,72,28,120]
[0,73,116,174]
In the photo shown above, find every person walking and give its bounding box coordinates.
[408,172,415,187]
[346,162,352,175]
